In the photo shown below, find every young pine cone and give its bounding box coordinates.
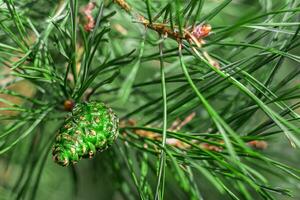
[52,101,119,166]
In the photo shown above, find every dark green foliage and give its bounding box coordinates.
[52,101,118,166]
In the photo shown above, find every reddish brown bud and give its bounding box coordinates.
[247,140,268,150]
[200,143,223,152]
[192,24,212,39]
[64,99,75,111]
[83,2,96,32]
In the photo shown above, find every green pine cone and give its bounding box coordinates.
[52,101,119,166]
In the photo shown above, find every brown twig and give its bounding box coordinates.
[121,115,268,152]
[121,114,223,152]
[113,0,210,43]
[113,0,220,70]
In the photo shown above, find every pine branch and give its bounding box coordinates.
[0,0,300,199]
